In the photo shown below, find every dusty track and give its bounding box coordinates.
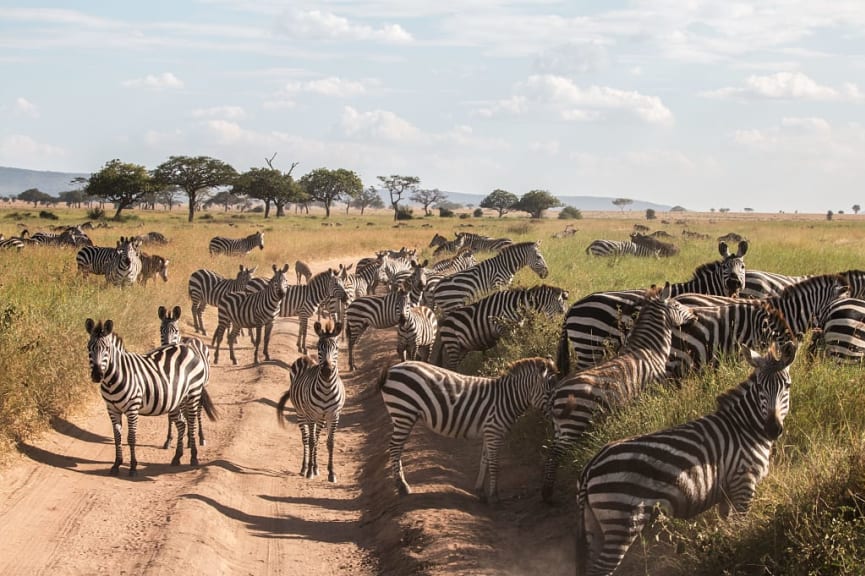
[0,258,577,576]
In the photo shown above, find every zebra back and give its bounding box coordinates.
[810,296,865,361]
[208,231,264,256]
[741,269,810,299]
[76,245,116,276]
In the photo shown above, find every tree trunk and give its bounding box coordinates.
[264,200,271,219]
[324,202,331,218]
[113,205,124,220]
[187,196,196,223]
[391,201,399,221]
[276,202,285,217]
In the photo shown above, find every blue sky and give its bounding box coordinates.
[1,1,864,213]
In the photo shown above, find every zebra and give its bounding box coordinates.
[188,265,257,335]
[208,230,264,257]
[431,248,477,275]
[585,238,663,258]
[543,282,697,503]
[558,240,749,374]
[136,231,169,245]
[396,300,438,362]
[211,264,290,365]
[430,285,570,371]
[106,236,142,287]
[809,296,865,362]
[276,320,346,482]
[432,235,466,256]
[428,232,449,248]
[157,305,210,450]
[378,357,559,503]
[740,269,810,299]
[455,231,513,253]
[428,241,549,316]
[0,236,24,250]
[840,269,865,299]
[346,288,415,371]
[85,317,216,476]
[30,226,92,247]
[295,259,312,284]
[138,253,169,286]
[76,245,117,277]
[279,268,348,354]
[575,341,797,576]
[630,232,679,257]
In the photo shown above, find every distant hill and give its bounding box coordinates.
[394,190,673,213]
[0,166,88,196]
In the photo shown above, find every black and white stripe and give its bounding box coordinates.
[585,239,659,257]
[456,231,513,253]
[208,231,264,257]
[277,321,346,482]
[429,241,549,316]
[76,245,117,277]
[106,236,143,287]
[575,342,796,576]
[378,357,558,503]
[397,301,438,362]
[431,284,569,371]
[279,268,348,354]
[740,269,810,299]
[138,253,169,286]
[188,265,257,336]
[544,282,697,502]
[809,296,865,362]
[346,288,414,371]
[211,264,290,365]
[85,317,216,476]
[557,240,749,374]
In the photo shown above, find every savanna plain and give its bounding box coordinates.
[1,205,864,575]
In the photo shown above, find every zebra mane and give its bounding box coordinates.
[309,268,337,284]
[504,356,558,375]
[761,302,795,342]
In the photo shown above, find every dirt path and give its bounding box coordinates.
[0,258,576,576]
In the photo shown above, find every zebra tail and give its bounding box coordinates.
[556,323,571,375]
[276,388,293,429]
[201,388,219,421]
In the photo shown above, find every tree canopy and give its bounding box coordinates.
[612,198,633,211]
[78,159,153,219]
[410,188,448,216]
[480,189,519,217]
[513,189,562,219]
[351,186,385,215]
[299,168,363,218]
[152,155,237,222]
[377,175,420,221]
[231,167,293,218]
[17,187,55,207]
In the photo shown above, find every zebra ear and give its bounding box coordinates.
[85,318,96,334]
[272,264,278,273]
[718,241,730,257]
[740,343,761,367]
[314,321,323,336]
[158,306,167,320]
[736,240,749,257]
[239,264,244,272]
[660,282,672,300]
[104,320,114,335]
[171,306,182,321]
[779,341,797,367]
[282,263,289,273]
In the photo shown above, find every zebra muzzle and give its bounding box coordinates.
[90,366,104,382]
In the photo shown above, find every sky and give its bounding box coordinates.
[1,1,864,213]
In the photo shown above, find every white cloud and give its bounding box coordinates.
[122,72,184,90]
[191,106,246,119]
[0,134,65,165]
[704,72,865,102]
[339,106,421,142]
[283,76,373,97]
[279,9,412,44]
[15,97,39,118]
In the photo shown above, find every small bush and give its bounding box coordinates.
[473,208,484,218]
[559,206,583,220]
[827,210,834,221]
[439,207,455,218]
[86,207,105,220]
[38,211,59,220]
[459,213,471,219]
[249,206,264,213]
[396,206,414,220]
[646,208,657,220]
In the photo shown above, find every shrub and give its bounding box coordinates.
[827,210,834,221]
[459,213,470,219]
[86,207,105,220]
[38,211,59,220]
[439,207,454,218]
[646,208,657,220]
[396,206,414,220]
[473,208,484,218]
[559,206,583,220]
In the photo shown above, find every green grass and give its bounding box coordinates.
[2,206,865,571]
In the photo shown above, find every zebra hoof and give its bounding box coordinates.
[397,483,411,496]
[170,456,182,466]
[162,441,171,450]
[190,457,200,466]
[199,439,206,446]
[109,466,120,477]
[328,472,337,483]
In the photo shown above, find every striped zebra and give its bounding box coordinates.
[558,240,749,374]
[429,241,549,316]
[276,320,346,482]
[428,232,449,249]
[295,259,312,284]
[432,235,466,256]
[138,253,169,286]
[809,296,865,362]
[0,235,25,250]
[396,300,438,362]
[431,248,476,275]
[76,245,117,277]
[346,288,415,371]
[585,239,661,258]
[157,305,210,450]
[211,264,290,365]
[31,226,92,247]
[188,265,257,335]
[575,342,797,576]
[208,230,264,257]
[106,236,143,287]
[740,269,810,299]
[456,231,513,253]
[85,317,216,476]
[841,269,865,298]
[378,357,559,503]
[430,284,570,371]
[543,282,697,502]
[279,268,348,354]
[630,232,679,257]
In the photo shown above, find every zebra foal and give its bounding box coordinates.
[85,318,216,476]
[378,357,559,503]
[575,342,796,576]
[208,230,264,257]
[276,321,345,482]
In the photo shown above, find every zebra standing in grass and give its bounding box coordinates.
[430,285,570,371]
[809,297,865,362]
[106,236,143,287]
[212,264,290,365]
[276,320,345,482]
[346,288,415,371]
[279,268,348,354]
[429,241,549,316]
[157,305,210,450]
[543,282,697,502]
[396,298,438,362]
[138,253,169,286]
[208,230,264,257]
[85,317,216,476]
[575,342,796,576]
[456,231,513,253]
[558,240,748,374]
[76,245,117,278]
[378,357,559,503]
[188,265,257,335]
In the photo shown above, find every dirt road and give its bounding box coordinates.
[0,261,576,576]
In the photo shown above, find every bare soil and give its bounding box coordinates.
[0,258,578,576]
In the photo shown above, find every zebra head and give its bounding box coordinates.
[157,305,182,345]
[718,240,748,296]
[115,237,137,268]
[730,341,797,439]
[655,282,697,328]
[270,264,290,298]
[522,241,549,279]
[237,264,256,286]
[314,320,342,378]
[85,318,118,383]
[255,231,264,250]
[527,285,569,317]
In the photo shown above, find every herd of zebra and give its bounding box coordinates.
[72,224,865,575]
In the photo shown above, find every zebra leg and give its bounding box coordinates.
[251,326,262,364]
[170,411,187,466]
[198,410,205,446]
[482,436,502,504]
[211,326,223,365]
[298,421,312,477]
[162,415,173,450]
[326,416,340,483]
[228,326,241,365]
[309,423,322,478]
[126,411,139,477]
[388,416,417,496]
[347,323,367,371]
[541,440,565,503]
[185,402,200,466]
[262,322,274,362]
[475,445,489,500]
[297,316,309,354]
[108,411,123,476]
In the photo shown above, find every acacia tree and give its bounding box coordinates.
[206,191,243,211]
[378,174,420,221]
[78,159,153,220]
[17,187,54,207]
[480,189,519,218]
[152,155,237,223]
[513,189,562,219]
[612,198,633,211]
[231,167,287,218]
[351,186,385,215]
[853,204,861,215]
[299,168,363,218]
[410,188,448,216]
